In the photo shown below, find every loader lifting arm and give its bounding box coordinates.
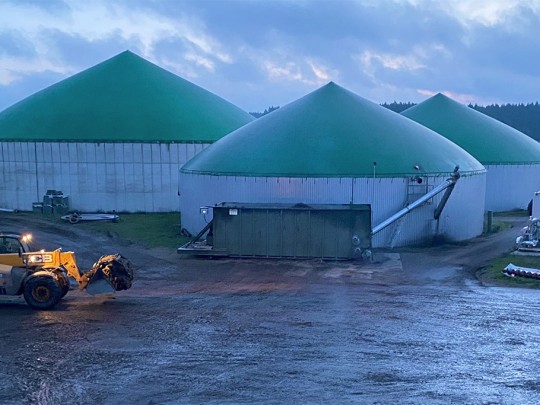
[23,249,134,295]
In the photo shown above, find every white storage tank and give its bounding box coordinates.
[0,51,254,212]
[402,93,540,212]
[179,82,487,248]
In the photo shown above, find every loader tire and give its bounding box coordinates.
[23,276,62,310]
[43,267,70,298]
[56,271,71,298]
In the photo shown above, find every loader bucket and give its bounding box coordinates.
[84,270,115,295]
[82,254,134,295]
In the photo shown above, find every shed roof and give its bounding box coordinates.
[0,51,254,142]
[402,93,540,164]
[181,82,485,178]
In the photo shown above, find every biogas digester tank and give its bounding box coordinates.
[179,82,486,248]
[0,51,254,212]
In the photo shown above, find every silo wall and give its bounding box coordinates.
[178,172,486,248]
[484,164,540,212]
[0,141,209,212]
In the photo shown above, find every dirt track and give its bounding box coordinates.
[1,212,539,404]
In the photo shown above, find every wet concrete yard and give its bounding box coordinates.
[1,214,540,404]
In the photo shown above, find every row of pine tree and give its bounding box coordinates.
[251,102,540,142]
[382,101,540,141]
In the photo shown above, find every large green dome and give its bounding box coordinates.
[0,51,254,142]
[181,82,484,177]
[402,93,540,164]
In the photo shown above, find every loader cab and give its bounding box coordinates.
[0,232,32,267]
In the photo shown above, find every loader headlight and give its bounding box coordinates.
[21,233,32,243]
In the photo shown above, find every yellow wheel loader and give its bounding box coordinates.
[0,232,134,310]
[0,231,33,267]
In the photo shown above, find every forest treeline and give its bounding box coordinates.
[249,106,280,118]
[251,102,540,142]
[381,101,540,141]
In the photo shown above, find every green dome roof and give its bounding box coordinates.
[402,93,540,164]
[0,51,254,142]
[181,82,484,178]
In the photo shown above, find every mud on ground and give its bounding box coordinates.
[1,212,536,405]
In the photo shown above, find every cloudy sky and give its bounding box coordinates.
[1,0,539,113]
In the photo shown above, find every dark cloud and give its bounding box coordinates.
[158,0,473,106]
[1,0,540,112]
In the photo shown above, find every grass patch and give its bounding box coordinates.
[75,212,190,249]
[483,210,514,234]
[478,254,540,289]
[483,209,528,234]
[483,220,512,234]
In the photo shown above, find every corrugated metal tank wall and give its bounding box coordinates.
[438,173,487,240]
[0,141,37,209]
[0,141,209,212]
[484,164,540,212]
[178,172,486,248]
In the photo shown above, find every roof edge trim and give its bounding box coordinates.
[179,169,488,178]
[0,139,214,145]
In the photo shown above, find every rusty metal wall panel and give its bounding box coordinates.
[266,210,283,256]
[294,210,311,257]
[309,211,325,257]
[213,207,240,254]
[484,164,540,211]
[212,204,371,259]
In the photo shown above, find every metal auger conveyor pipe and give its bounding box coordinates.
[371,166,460,236]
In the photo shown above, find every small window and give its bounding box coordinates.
[0,237,21,254]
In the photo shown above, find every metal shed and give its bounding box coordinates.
[194,203,372,259]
